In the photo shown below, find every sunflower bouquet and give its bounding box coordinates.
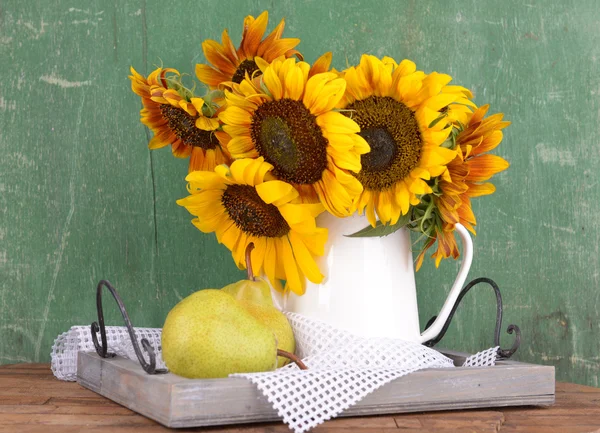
[129,11,509,296]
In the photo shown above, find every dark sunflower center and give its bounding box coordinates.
[232,59,260,84]
[221,184,290,238]
[160,104,219,150]
[345,96,422,190]
[359,128,397,171]
[250,99,328,185]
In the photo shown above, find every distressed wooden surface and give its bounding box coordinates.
[76,352,555,427]
[1,0,599,387]
[0,363,598,432]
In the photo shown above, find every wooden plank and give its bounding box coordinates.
[311,416,398,429]
[0,364,53,377]
[393,411,505,430]
[77,351,555,428]
[3,362,600,433]
[313,430,482,433]
[3,368,600,433]
[0,404,134,415]
[77,352,172,425]
[0,364,50,371]
[47,396,124,407]
[0,413,157,426]
[500,424,600,433]
[0,377,89,388]
[0,428,174,433]
[0,387,96,398]
[0,428,173,433]
[0,396,49,405]
[557,382,600,393]
[502,414,600,426]
[501,407,600,416]
[0,374,60,383]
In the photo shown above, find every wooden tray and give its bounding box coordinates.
[76,350,555,429]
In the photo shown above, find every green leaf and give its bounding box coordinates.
[428,113,447,129]
[412,230,431,245]
[345,213,411,238]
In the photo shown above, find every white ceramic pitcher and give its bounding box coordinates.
[273,212,473,343]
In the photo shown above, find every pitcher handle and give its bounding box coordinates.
[418,223,473,344]
[270,286,285,311]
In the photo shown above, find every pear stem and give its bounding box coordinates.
[277,349,308,370]
[245,243,256,281]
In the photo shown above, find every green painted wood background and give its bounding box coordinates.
[1,0,598,386]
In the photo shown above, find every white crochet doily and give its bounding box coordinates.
[51,313,499,433]
[51,325,166,380]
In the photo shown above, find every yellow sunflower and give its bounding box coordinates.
[177,158,327,295]
[415,104,510,269]
[339,54,475,227]
[195,11,302,89]
[217,57,369,217]
[415,224,461,271]
[129,66,231,172]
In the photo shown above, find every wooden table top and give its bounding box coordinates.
[0,363,598,433]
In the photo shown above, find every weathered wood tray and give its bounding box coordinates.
[77,350,555,429]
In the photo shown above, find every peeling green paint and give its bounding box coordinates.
[1,0,599,387]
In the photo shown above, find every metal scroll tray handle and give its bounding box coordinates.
[90,277,520,374]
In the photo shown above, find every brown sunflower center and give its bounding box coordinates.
[250,99,328,185]
[232,59,260,84]
[221,184,290,238]
[160,105,219,150]
[345,96,422,190]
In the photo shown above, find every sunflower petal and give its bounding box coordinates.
[466,155,510,181]
[279,237,304,295]
[283,62,305,100]
[316,111,360,134]
[262,65,283,100]
[240,11,269,59]
[219,106,252,126]
[309,52,333,78]
[196,116,220,131]
[256,180,299,205]
[394,182,411,215]
[307,76,346,115]
[289,231,324,283]
[263,239,279,291]
[466,182,496,197]
[227,135,256,156]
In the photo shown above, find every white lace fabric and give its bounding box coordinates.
[51,313,499,433]
[51,326,165,380]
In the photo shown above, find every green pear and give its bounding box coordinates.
[221,243,296,368]
[237,300,295,368]
[221,276,273,306]
[161,289,278,378]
